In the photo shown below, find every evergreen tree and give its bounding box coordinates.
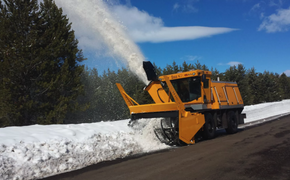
[279,73,290,99]
[162,64,173,75]
[172,61,180,73]
[246,67,259,104]
[224,64,251,105]
[153,62,162,77]
[64,67,93,124]
[260,71,282,102]
[271,73,283,101]
[181,61,190,72]
[192,60,209,70]
[163,61,180,75]
[0,0,85,126]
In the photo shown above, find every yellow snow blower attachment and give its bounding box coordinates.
[116,61,245,145]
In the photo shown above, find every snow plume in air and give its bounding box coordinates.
[55,0,148,84]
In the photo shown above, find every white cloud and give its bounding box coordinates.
[184,4,199,13]
[182,55,202,61]
[247,2,267,18]
[172,0,199,13]
[227,61,242,66]
[284,70,290,76]
[250,3,261,12]
[129,26,238,43]
[269,0,284,8]
[260,12,265,19]
[111,5,237,43]
[218,62,242,66]
[173,3,180,11]
[111,5,163,33]
[258,6,290,32]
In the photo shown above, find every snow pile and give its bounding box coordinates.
[0,100,290,180]
[0,119,167,180]
[243,99,290,123]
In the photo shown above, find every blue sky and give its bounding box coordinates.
[56,0,290,76]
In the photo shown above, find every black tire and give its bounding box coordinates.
[226,111,238,134]
[176,139,188,146]
[203,113,216,139]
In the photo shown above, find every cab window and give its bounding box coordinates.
[171,77,201,102]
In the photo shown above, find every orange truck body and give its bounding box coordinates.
[116,62,245,145]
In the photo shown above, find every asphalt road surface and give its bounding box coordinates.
[44,115,290,180]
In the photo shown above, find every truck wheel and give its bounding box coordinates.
[226,111,238,134]
[203,113,216,139]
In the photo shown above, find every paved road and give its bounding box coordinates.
[44,115,290,180]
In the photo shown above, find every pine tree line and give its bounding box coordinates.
[1,1,289,127]
[65,61,290,124]
[64,67,151,124]
[0,0,85,127]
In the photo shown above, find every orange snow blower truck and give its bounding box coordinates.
[116,61,246,145]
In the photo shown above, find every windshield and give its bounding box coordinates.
[171,77,201,102]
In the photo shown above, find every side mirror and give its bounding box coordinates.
[202,74,206,83]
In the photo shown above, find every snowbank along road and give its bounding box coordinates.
[0,100,290,179]
[44,114,290,180]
